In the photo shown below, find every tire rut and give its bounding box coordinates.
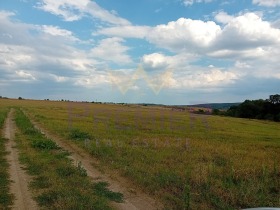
[3,109,38,210]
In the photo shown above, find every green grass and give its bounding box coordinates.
[14,108,123,209]
[0,108,13,209]
[23,102,280,209]
[1,99,280,209]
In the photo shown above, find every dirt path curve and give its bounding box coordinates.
[23,110,163,210]
[3,109,38,210]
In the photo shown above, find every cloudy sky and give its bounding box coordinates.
[1,0,280,104]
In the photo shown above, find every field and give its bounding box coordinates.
[1,98,280,209]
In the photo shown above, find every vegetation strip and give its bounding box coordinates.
[14,108,123,209]
[4,109,38,209]
[0,108,13,209]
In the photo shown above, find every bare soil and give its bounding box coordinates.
[3,109,38,210]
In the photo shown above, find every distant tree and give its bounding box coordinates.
[18,97,23,100]
[0,96,2,99]
[212,109,220,115]
[269,94,280,104]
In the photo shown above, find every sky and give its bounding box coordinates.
[0,0,280,105]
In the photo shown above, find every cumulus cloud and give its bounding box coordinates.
[252,0,280,7]
[36,0,130,25]
[90,37,132,64]
[213,13,280,50]
[142,53,169,69]
[0,11,108,88]
[147,18,221,52]
[214,11,233,24]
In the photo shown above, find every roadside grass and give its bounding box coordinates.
[14,108,123,209]
[0,108,13,209]
[1,99,280,209]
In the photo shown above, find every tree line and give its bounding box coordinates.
[223,94,280,121]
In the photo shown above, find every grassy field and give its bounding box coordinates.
[14,108,123,209]
[0,105,13,208]
[1,99,280,209]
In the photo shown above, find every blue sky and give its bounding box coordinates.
[0,0,280,104]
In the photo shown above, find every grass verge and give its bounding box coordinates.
[0,108,13,209]
[14,109,123,209]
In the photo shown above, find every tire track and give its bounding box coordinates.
[24,109,163,210]
[3,109,38,210]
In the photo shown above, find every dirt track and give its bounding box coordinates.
[3,109,38,210]
[24,110,163,210]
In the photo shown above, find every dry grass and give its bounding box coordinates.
[1,98,280,209]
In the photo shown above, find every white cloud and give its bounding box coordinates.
[178,68,238,89]
[0,11,105,86]
[147,18,221,52]
[97,12,280,57]
[235,61,251,69]
[183,0,194,6]
[142,52,198,71]
[213,13,280,50]
[182,0,213,6]
[96,25,151,39]
[91,37,132,64]
[16,70,36,80]
[36,0,130,25]
[41,25,72,37]
[214,11,233,24]
[142,53,168,69]
[252,0,280,7]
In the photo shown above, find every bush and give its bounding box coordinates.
[31,139,59,150]
[69,129,91,141]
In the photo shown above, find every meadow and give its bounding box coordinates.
[1,98,280,209]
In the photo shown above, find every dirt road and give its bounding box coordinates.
[3,109,38,210]
[24,110,163,210]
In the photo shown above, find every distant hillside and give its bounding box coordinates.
[187,103,241,110]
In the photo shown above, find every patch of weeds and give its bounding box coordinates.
[30,176,51,189]
[69,128,91,141]
[93,182,124,203]
[0,147,13,207]
[31,139,59,150]
[56,166,76,177]
[24,127,40,135]
[54,150,71,159]
[213,155,228,167]
[156,171,182,188]
[36,190,59,206]
[77,161,87,177]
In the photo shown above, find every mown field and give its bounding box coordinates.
[1,98,280,209]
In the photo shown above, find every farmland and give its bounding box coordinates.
[0,98,280,209]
